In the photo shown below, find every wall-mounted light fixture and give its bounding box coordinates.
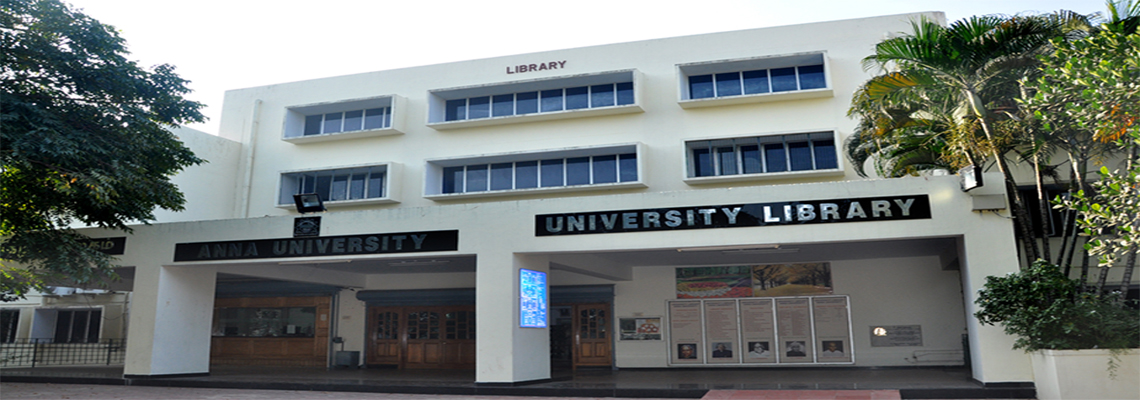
[293,193,326,214]
[959,165,983,192]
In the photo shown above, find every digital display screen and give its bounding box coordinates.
[520,269,547,328]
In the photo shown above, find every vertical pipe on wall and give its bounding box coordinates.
[327,291,339,369]
[236,100,262,219]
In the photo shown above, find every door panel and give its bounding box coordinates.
[573,303,612,367]
[367,308,401,365]
[368,305,475,369]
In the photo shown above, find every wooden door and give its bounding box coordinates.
[367,307,401,365]
[404,308,444,368]
[573,303,611,367]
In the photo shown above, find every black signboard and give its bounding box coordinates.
[536,195,931,236]
[174,230,458,262]
[79,237,127,255]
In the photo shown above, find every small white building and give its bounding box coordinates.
[69,12,1045,385]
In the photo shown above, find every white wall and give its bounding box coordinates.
[151,126,242,223]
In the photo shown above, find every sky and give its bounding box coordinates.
[65,0,1108,134]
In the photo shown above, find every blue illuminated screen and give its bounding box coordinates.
[519,269,547,328]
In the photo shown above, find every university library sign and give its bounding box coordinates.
[535,195,931,236]
[174,230,459,262]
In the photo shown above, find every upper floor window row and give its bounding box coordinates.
[687,132,838,178]
[303,107,391,136]
[445,82,633,122]
[284,95,404,144]
[278,164,393,207]
[688,64,824,100]
[442,153,637,194]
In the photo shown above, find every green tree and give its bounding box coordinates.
[847,12,1090,264]
[1,0,204,300]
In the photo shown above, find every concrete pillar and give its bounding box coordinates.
[475,252,551,383]
[124,265,217,377]
[960,225,1034,383]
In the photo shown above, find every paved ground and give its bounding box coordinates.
[1,383,678,400]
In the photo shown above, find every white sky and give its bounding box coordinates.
[66,0,1108,134]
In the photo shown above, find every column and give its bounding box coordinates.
[124,265,217,377]
[475,251,551,383]
[960,224,1034,383]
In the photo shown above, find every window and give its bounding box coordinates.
[283,96,403,143]
[687,132,838,178]
[212,307,317,337]
[687,64,825,99]
[426,144,645,198]
[52,309,101,343]
[441,82,634,122]
[1,309,17,343]
[678,52,831,108]
[428,70,642,129]
[279,164,396,207]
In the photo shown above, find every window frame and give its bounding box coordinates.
[424,143,646,200]
[283,95,405,144]
[276,162,401,209]
[677,52,832,109]
[683,131,844,185]
[50,308,101,344]
[428,70,644,130]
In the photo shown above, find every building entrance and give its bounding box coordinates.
[550,303,611,369]
[366,306,475,369]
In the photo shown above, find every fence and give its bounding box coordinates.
[0,339,126,368]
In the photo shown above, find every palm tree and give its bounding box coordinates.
[849,13,1084,263]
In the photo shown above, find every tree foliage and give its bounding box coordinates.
[1,0,204,300]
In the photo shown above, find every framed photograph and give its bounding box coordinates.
[619,317,662,340]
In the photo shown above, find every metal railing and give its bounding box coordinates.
[0,339,126,368]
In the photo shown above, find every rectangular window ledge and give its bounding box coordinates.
[283,95,406,144]
[276,163,401,209]
[424,143,646,200]
[427,70,644,130]
[683,131,843,185]
[677,52,832,109]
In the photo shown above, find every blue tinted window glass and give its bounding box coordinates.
[492,94,514,117]
[364,108,386,129]
[743,70,769,94]
[693,148,713,177]
[468,96,490,119]
[466,164,488,192]
[367,172,384,198]
[566,157,590,185]
[798,64,826,89]
[343,110,363,132]
[592,155,617,184]
[741,145,762,174]
[813,139,838,169]
[590,84,615,107]
[349,172,366,199]
[616,82,634,105]
[541,89,563,112]
[301,173,316,194]
[516,92,538,115]
[540,159,564,187]
[771,67,798,92]
[764,143,787,172]
[442,166,463,194]
[491,163,513,190]
[382,107,390,128]
[516,161,538,189]
[446,99,466,121]
[689,75,714,99]
[304,115,322,136]
[715,72,742,97]
[565,86,589,110]
[717,147,737,175]
[789,141,813,171]
[330,174,348,201]
[316,174,332,199]
[619,153,638,182]
[323,113,343,133]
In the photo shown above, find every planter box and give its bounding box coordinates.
[1031,349,1139,400]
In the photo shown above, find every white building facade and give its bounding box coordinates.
[72,12,1040,385]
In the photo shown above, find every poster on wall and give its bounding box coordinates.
[775,298,814,363]
[812,296,853,363]
[675,263,832,299]
[739,298,777,364]
[668,301,704,364]
[620,317,662,340]
[519,269,547,328]
[703,300,740,363]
